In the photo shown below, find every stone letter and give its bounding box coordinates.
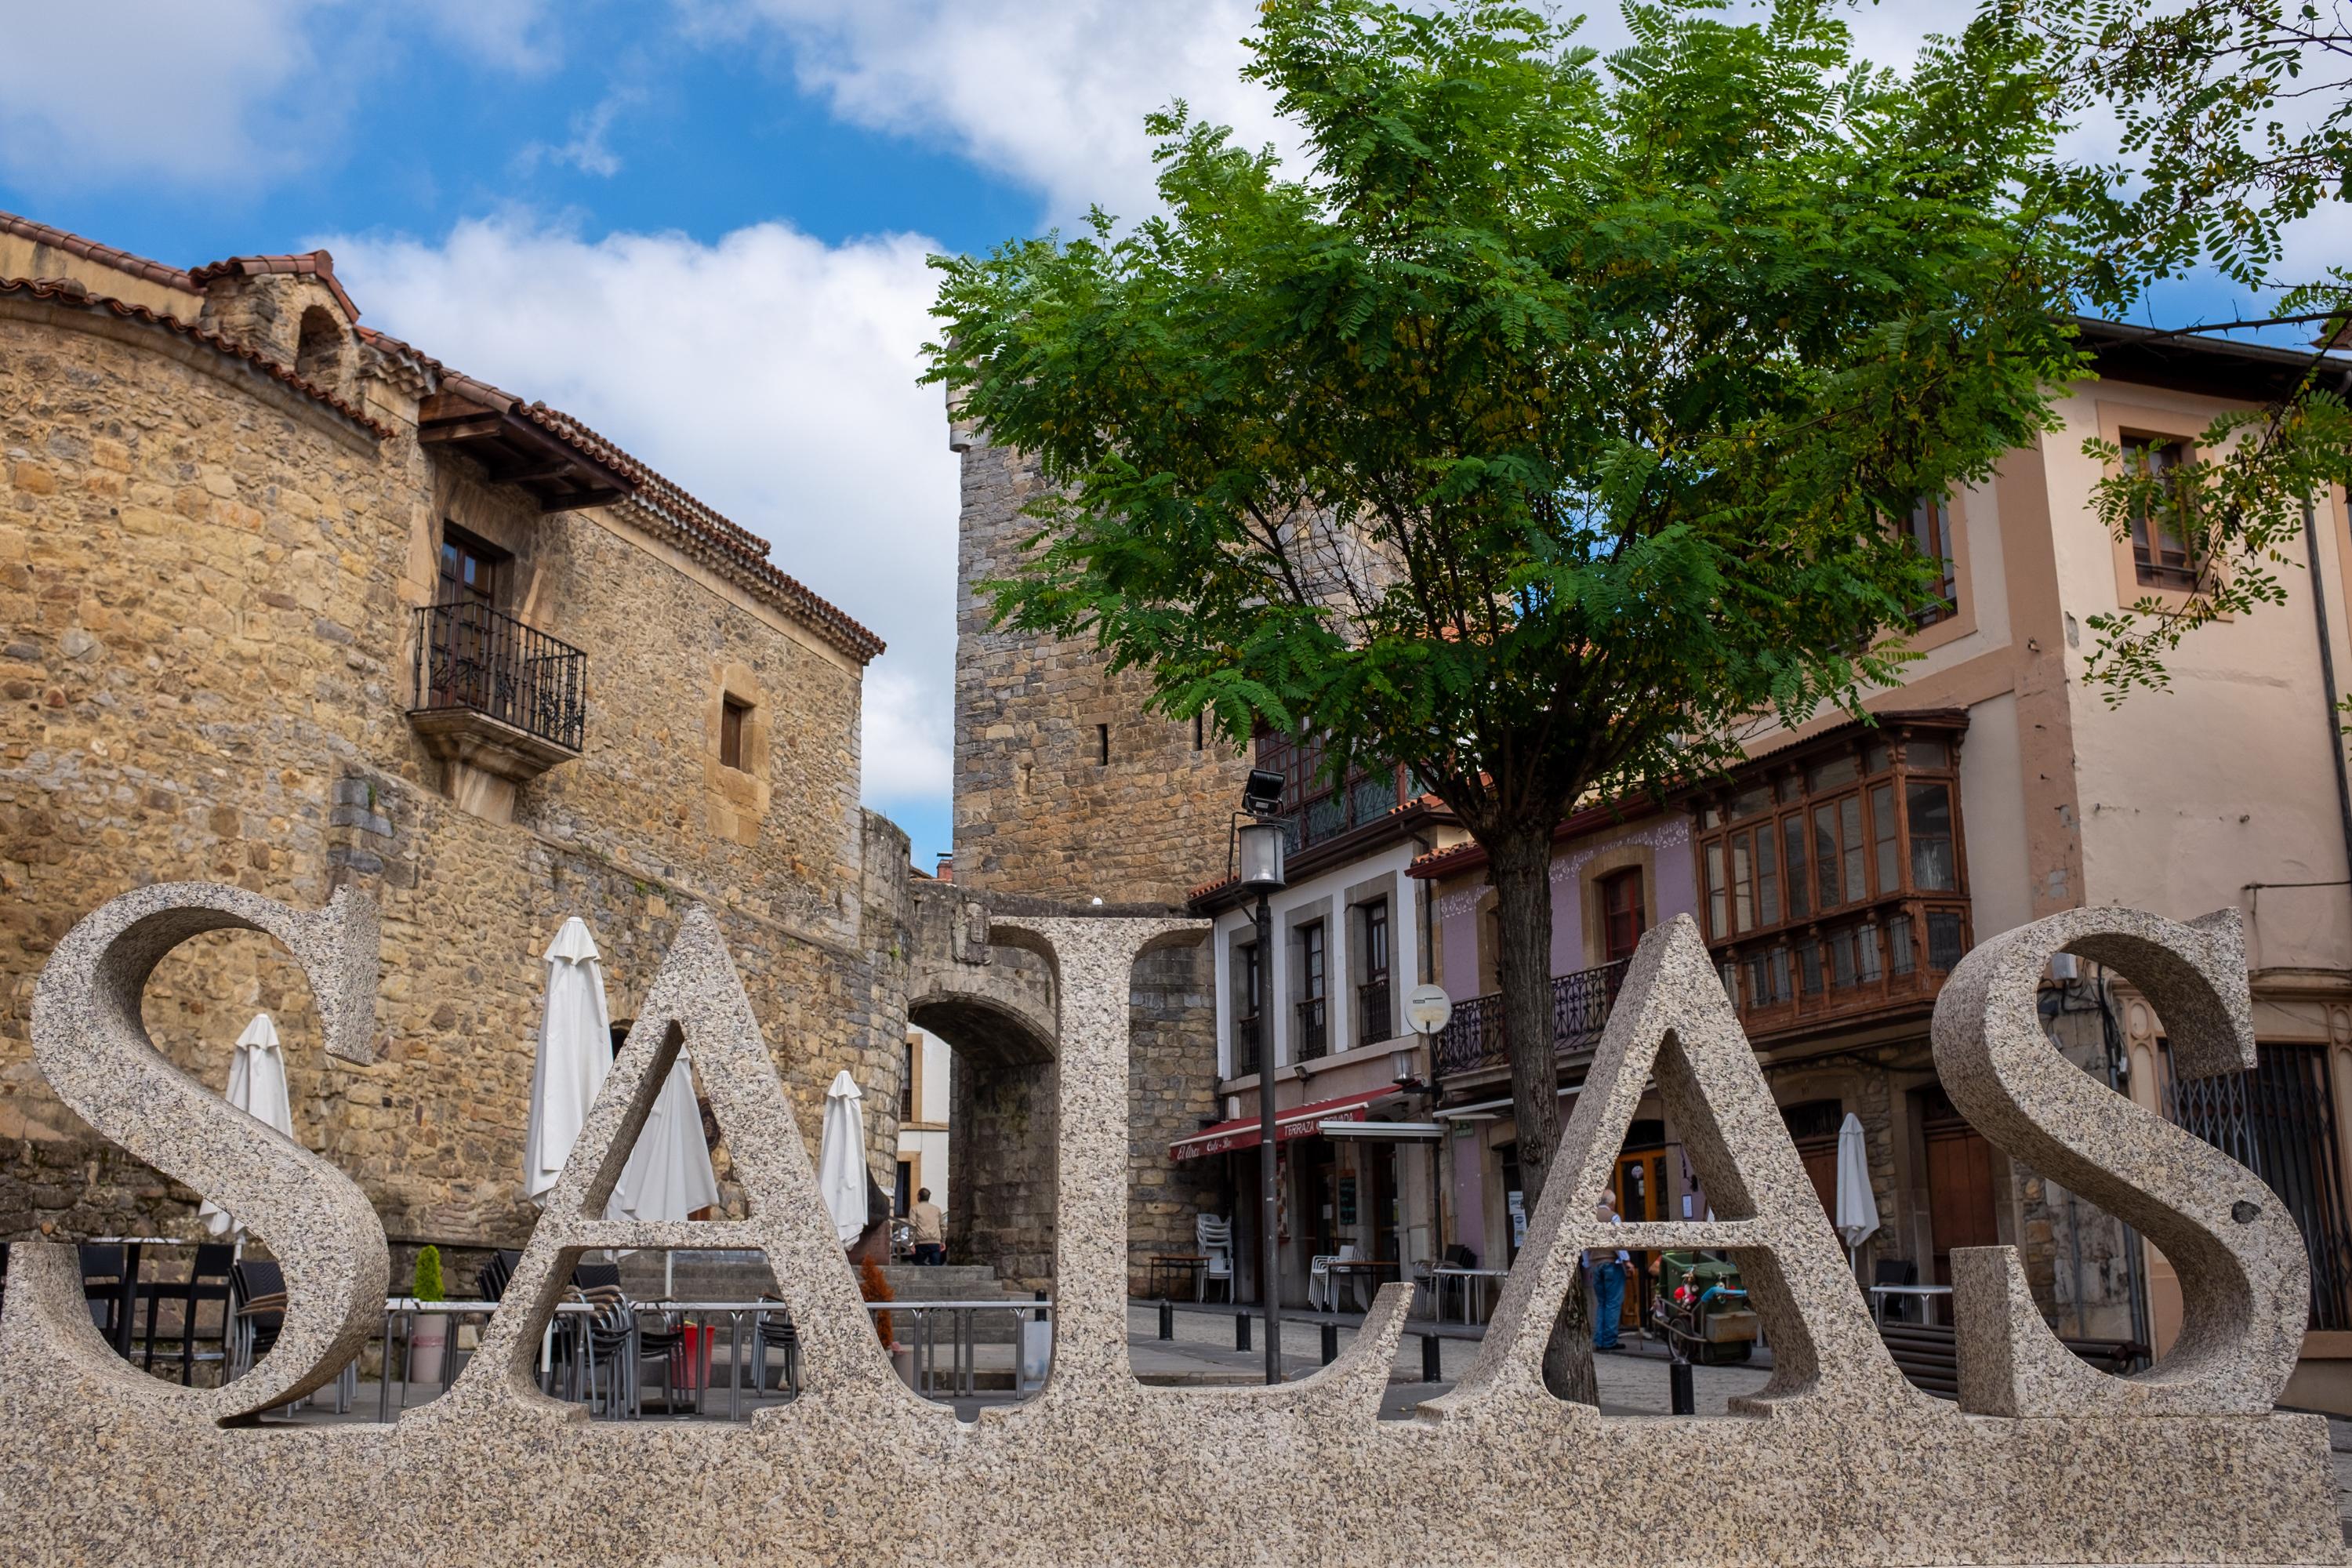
[10,882,387,1422]
[417,905,920,1427]
[1439,916,1919,1417]
[1931,906,2306,1415]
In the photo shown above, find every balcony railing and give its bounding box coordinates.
[1434,959,1628,1078]
[412,601,586,753]
[1358,977,1392,1047]
[1712,897,1970,1036]
[1262,768,1417,858]
[1235,1016,1261,1078]
[1296,996,1329,1062]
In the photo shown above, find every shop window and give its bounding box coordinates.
[2123,436,2198,591]
[720,695,752,772]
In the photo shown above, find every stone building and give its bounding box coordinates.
[0,211,913,1283]
[945,419,1247,1290]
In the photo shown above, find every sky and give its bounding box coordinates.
[0,1,2335,869]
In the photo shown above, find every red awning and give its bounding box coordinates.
[1168,1087,1398,1162]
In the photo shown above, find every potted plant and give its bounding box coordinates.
[407,1245,448,1386]
[858,1257,914,1388]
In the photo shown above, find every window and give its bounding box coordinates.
[1236,942,1262,1076]
[720,695,752,771]
[894,1158,913,1218]
[1097,724,1110,766]
[1297,920,1328,1060]
[437,527,505,608]
[2123,436,2198,590]
[1193,713,1204,751]
[1358,898,1392,1047]
[1689,724,1972,1014]
[901,1036,915,1122]
[1600,868,1646,963]
[1907,498,1958,625]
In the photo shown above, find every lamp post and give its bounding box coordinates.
[1236,768,1288,1384]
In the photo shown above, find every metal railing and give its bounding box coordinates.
[1235,1016,1261,1077]
[1711,897,1970,1035]
[1296,996,1329,1061]
[1434,959,1627,1078]
[1358,977,1392,1047]
[412,601,586,753]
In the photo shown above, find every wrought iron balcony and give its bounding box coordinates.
[407,601,587,787]
[1358,977,1392,1047]
[1234,1015,1262,1078]
[1295,996,1329,1062]
[1434,959,1627,1079]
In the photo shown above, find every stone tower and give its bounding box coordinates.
[949,422,1254,905]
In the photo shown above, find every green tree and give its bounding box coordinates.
[927,0,2093,1399]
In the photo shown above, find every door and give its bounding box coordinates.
[1612,1149,1668,1334]
[1922,1091,1998,1287]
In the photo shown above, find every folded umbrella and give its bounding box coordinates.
[524,917,611,1207]
[199,1013,292,1238]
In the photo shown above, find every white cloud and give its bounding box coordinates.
[322,216,960,818]
[691,0,1297,222]
[0,0,557,191]
[517,86,648,178]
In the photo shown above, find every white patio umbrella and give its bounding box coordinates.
[523,917,611,1207]
[818,1070,869,1247]
[608,1044,723,1294]
[199,1013,293,1240]
[1833,1111,1881,1278]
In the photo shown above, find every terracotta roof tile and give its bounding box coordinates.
[2,215,882,665]
[187,250,359,320]
[0,211,195,293]
[0,274,392,438]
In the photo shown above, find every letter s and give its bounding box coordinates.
[8,883,387,1424]
[1930,906,2305,1415]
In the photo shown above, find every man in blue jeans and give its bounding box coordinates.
[1586,1196,1628,1351]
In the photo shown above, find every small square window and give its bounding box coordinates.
[720,696,752,771]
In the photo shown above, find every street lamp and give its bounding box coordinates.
[1235,769,1288,1383]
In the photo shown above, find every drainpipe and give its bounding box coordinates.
[2302,498,2352,894]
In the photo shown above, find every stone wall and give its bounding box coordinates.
[1126,939,1224,1294]
[0,286,906,1255]
[949,432,1252,906]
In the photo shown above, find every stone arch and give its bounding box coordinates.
[294,304,347,390]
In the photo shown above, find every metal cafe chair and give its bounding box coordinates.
[141,1241,234,1386]
[78,1243,127,1347]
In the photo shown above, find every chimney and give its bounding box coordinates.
[935,852,954,884]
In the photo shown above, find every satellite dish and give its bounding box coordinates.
[1404,983,1453,1036]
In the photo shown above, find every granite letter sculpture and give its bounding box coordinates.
[0,884,2340,1566]
[1932,906,2308,1416]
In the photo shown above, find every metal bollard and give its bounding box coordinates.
[1669,1360,1696,1416]
[1319,1323,1339,1365]
[1236,1312,1252,1352]
[1421,1331,1442,1382]
[1158,1299,1173,1341]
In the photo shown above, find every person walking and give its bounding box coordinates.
[1585,1195,1628,1352]
[909,1187,946,1266]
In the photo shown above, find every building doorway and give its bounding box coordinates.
[1919,1087,1998,1287]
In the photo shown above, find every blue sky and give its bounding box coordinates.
[0,1,2335,872]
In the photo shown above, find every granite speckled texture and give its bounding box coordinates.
[1932,906,2307,1417]
[0,891,2341,1566]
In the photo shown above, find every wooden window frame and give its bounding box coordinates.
[1599,866,1646,964]
[720,695,753,773]
[437,524,507,609]
[1690,724,1972,1027]
[2099,400,2230,615]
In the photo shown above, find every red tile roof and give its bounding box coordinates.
[359,328,884,662]
[0,212,195,293]
[0,209,884,665]
[187,250,359,321]
[0,275,393,437]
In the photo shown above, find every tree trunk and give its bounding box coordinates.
[1486,822,1598,1406]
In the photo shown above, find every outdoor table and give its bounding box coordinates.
[88,1236,181,1359]
[1146,1254,1207,1299]
[1321,1258,1400,1312]
[1429,1265,1510,1324]
[1868,1283,1953,1327]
